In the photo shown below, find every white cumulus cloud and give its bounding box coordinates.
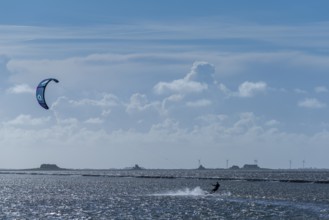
[238,81,267,97]
[154,61,214,95]
[70,94,120,107]
[265,119,280,126]
[126,93,149,113]
[186,99,212,107]
[3,114,50,126]
[219,81,267,98]
[84,117,104,124]
[7,84,34,94]
[154,79,207,94]
[298,98,326,109]
[315,86,328,93]
[184,61,215,83]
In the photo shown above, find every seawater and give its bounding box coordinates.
[0,169,328,219]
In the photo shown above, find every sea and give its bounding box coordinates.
[0,169,328,219]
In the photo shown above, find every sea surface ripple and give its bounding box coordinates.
[0,169,328,219]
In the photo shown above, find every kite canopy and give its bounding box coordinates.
[36,78,59,110]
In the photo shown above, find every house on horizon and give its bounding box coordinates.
[242,164,260,169]
[229,165,240,170]
[130,164,144,170]
[197,164,206,170]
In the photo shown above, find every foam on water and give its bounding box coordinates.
[152,186,232,197]
[154,186,206,196]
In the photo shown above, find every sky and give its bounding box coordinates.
[1,0,329,169]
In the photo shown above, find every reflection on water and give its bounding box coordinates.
[0,169,328,219]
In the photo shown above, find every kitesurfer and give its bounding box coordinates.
[211,181,220,193]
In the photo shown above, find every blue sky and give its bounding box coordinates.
[1,0,329,169]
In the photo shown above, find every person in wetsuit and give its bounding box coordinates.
[211,181,220,193]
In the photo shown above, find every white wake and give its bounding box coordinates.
[153,187,210,196]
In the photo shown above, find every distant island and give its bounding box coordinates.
[31,164,67,171]
[36,164,262,170]
[39,164,61,170]
[0,163,327,171]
